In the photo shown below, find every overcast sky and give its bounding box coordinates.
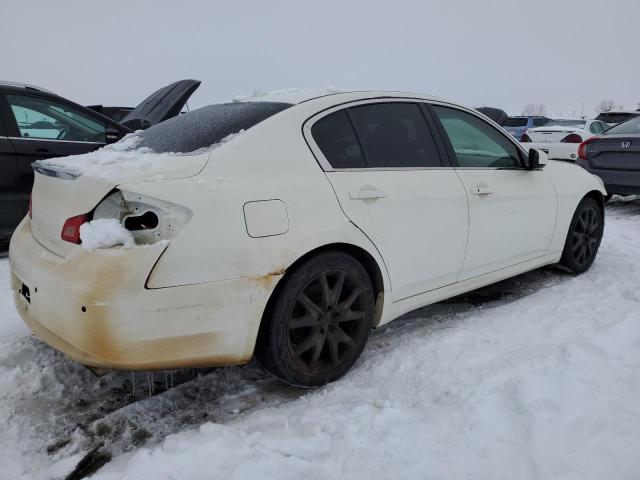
[2,0,638,117]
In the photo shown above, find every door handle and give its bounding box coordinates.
[349,186,387,200]
[470,184,493,195]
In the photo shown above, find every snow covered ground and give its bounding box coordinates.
[1,197,640,480]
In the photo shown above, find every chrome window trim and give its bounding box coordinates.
[303,96,529,172]
[7,136,104,145]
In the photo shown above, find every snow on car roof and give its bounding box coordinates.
[232,87,343,104]
[230,87,446,106]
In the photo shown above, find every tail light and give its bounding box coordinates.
[91,190,192,246]
[561,133,583,143]
[578,136,598,161]
[61,214,88,244]
[520,133,532,142]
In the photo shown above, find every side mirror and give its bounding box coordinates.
[525,148,547,170]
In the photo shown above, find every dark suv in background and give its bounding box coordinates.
[0,79,200,245]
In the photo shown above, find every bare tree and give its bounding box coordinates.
[594,99,617,113]
[522,103,547,116]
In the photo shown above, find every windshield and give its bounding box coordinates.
[135,102,292,153]
[504,117,528,127]
[605,117,640,135]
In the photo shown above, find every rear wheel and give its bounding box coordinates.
[559,196,604,273]
[256,251,375,387]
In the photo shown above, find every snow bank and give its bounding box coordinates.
[79,218,135,251]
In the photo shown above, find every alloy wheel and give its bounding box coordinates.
[287,269,369,375]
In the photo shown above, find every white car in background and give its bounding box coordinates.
[10,91,606,387]
[521,118,610,161]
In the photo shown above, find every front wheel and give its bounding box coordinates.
[558,196,604,273]
[256,251,375,387]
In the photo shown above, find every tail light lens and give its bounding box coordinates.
[61,214,88,244]
[578,136,598,161]
[520,133,532,142]
[561,133,583,143]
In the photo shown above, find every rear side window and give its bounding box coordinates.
[136,102,292,153]
[348,103,441,168]
[432,106,521,168]
[311,110,366,168]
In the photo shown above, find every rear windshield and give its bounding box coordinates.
[604,117,640,135]
[135,102,292,153]
[545,120,586,128]
[504,117,528,127]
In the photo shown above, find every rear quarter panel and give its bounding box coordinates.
[126,109,390,293]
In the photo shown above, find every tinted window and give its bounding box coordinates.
[533,117,550,127]
[605,117,640,135]
[348,103,441,168]
[311,110,366,168]
[136,102,291,153]
[504,117,528,127]
[590,122,602,134]
[432,106,521,168]
[7,94,106,142]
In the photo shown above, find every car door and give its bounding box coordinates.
[305,100,469,301]
[0,107,19,241]
[1,91,114,225]
[429,104,557,281]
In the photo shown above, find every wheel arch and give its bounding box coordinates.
[584,189,605,215]
[257,242,387,351]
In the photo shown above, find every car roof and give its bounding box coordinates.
[0,80,54,94]
[237,89,448,106]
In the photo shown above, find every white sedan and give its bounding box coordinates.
[521,118,610,161]
[10,91,606,387]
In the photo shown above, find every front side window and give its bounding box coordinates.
[7,94,106,142]
[311,110,366,168]
[348,102,441,168]
[432,106,522,168]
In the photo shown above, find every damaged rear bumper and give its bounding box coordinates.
[9,218,277,370]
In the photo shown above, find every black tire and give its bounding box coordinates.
[559,196,604,273]
[256,251,375,387]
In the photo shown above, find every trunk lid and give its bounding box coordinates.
[527,127,582,143]
[587,135,640,170]
[119,79,201,130]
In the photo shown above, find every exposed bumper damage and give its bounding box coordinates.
[9,218,279,370]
